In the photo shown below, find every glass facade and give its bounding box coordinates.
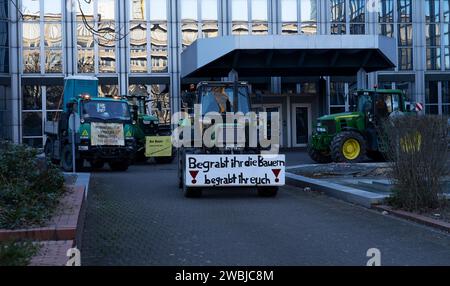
[0,0,446,146]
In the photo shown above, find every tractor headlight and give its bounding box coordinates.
[317,127,327,133]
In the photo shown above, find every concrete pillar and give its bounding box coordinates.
[9,0,20,143]
[170,0,181,114]
[357,68,367,89]
[413,0,426,107]
[118,0,128,97]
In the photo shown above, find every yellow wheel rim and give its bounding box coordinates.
[342,139,361,160]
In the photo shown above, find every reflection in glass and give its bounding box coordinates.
[202,0,217,21]
[22,85,41,110]
[251,0,267,21]
[282,0,297,22]
[22,137,43,148]
[150,0,167,21]
[282,23,298,35]
[182,21,199,48]
[129,84,171,124]
[98,0,115,21]
[23,49,40,73]
[22,112,42,137]
[232,22,249,35]
[77,0,94,21]
[45,49,62,73]
[331,0,346,34]
[44,0,62,21]
[23,23,40,48]
[349,0,365,34]
[202,21,219,38]
[98,22,116,48]
[131,0,146,20]
[77,22,95,48]
[181,0,198,21]
[47,111,62,122]
[46,86,64,110]
[427,47,441,70]
[399,47,413,70]
[151,23,168,73]
[44,23,62,47]
[130,22,147,49]
[22,0,40,21]
[99,85,119,97]
[99,48,116,73]
[252,22,268,35]
[232,0,248,21]
[78,49,95,73]
[426,24,441,46]
[398,24,413,46]
[130,49,147,73]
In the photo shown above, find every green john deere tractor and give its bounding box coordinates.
[128,95,175,164]
[308,89,411,163]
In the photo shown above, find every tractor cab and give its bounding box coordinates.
[352,89,406,124]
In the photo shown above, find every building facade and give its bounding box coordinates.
[0,0,449,148]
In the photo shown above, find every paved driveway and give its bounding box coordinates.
[81,162,450,266]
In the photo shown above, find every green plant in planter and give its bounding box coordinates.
[0,141,65,229]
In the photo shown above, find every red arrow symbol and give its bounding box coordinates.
[189,170,199,184]
[272,169,281,183]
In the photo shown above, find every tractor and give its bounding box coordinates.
[308,89,411,163]
[128,95,175,164]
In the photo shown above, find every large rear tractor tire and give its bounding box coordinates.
[331,131,366,163]
[307,144,332,164]
[61,144,83,172]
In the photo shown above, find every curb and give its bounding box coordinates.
[373,205,450,233]
[286,172,388,208]
[0,185,86,243]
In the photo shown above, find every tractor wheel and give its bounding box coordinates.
[61,144,83,172]
[44,138,59,164]
[331,131,366,163]
[307,144,332,164]
[366,150,385,162]
[257,187,279,197]
[109,161,130,171]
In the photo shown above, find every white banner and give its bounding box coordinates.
[185,154,285,187]
[91,123,125,146]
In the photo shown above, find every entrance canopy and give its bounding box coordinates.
[181,35,397,78]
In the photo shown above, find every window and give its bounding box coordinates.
[19,0,64,74]
[330,81,346,114]
[181,0,218,48]
[331,0,346,34]
[443,0,450,70]
[378,0,394,37]
[349,0,365,34]
[281,0,317,35]
[129,84,171,124]
[425,81,439,114]
[130,0,168,73]
[398,0,413,70]
[232,0,268,35]
[426,0,441,70]
[0,0,8,73]
[22,85,43,147]
[77,0,117,74]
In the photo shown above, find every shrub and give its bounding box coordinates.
[0,141,65,229]
[382,115,449,211]
[0,240,40,266]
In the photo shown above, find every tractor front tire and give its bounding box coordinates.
[61,144,83,172]
[331,131,366,163]
[307,144,332,164]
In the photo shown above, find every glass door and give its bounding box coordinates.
[291,104,311,147]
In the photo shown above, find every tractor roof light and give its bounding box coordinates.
[113,95,121,100]
[80,94,91,101]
